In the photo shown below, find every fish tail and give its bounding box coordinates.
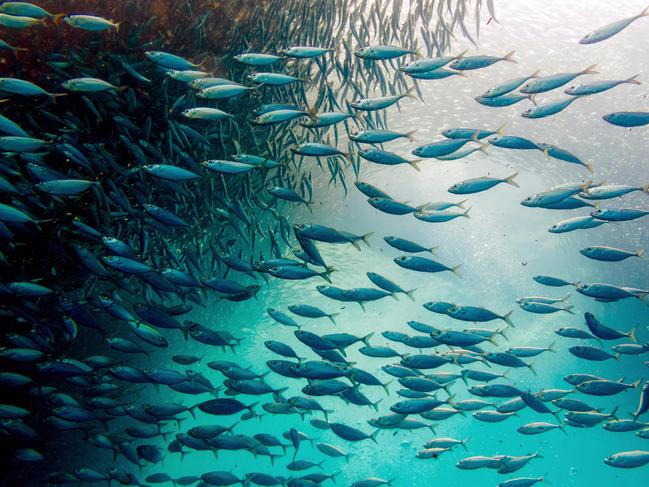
[429,246,439,255]
[321,267,335,283]
[641,184,649,194]
[494,122,507,135]
[584,163,594,174]
[53,13,65,25]
[405,289,416,301]
[626,74,641,85]
[497,327,509,340]
[610,406,619,420]
[636,249,645,257]
[389,292,400,301]
[528,94,537,106]
[641,5,649,16]
[361,232,373,247]
[505,172,519,187]
[628,326,637,343]
[548,341,557,353]
[451,264,462,278]
[409,159,421,171]
[406,129,418,141]
[328,312,340,325]
[530,69,542,78]
[405,85,417,99]
[583,64,599,74]
[462,206,472,219]
[361,331,375,346]
[382,380,392,396]
[562,305,575,314]
[528,361,537,375]
[369,429,380,444]
[501,310,515,327]
[503,50,517,63]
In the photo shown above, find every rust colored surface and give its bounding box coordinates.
[0,0,261,79]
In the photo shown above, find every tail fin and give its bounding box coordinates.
[548,341,557,353]
[406,129,418,141]
[502,310,514,327]
[455,48,469,59]
[503,50,517,63]
[528,361,537,376]
[429,246,439,255]
[409,159,421,171]
[637,249,646,257]
[610,405,619,420]
[462,207,471,219]
[405,85,417,99]
[505,172,519,187]
[361,232,373,247]
[562,305,575,314]
[405,289,416,301]
[328,312,340,325]
[628,326,637,343]
[626,74,641,85]
[495,123,506,135]
[530,69,541,78]
[640,5,649,16]
[369,429,380,444]
[461,438,469,450]
[451,264,462,278]
[583,64,598,74]
[361,332,374,346]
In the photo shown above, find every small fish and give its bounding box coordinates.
[580,5,649,44]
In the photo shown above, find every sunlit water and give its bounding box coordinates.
[89,1,649,485]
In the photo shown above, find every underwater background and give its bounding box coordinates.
[0,0,648,486]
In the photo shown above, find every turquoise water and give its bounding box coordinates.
[1,0,648,486]
[133,1,649,485]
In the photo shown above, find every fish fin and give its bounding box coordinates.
[528,361,537,375]
[505,172,519,187]
[406,129,418,141]
[503,50,517,63]
[562,305,574,314]
[351,240,361,251]
[642,184,649,194]
[462,207,471,218]
[631,379,641,389]
[389,292,400,302]
[405,289,416,301]
[548,341,557,353]
[357,301,366,312]
[361,232,373,247]
[369,429,380,444]
[641,5,649,16]
[451,264,462,278]
[429,246,439,255]
[584,163,594,174]
[502,310,514,327]
[328,312,340,324]
[53,13,65,25]
[626,74,641,85]
[382,380,393,396]
[559,422,568,435]
[628,326,637,343]
[361,332,375,346]
[455,48,469,59]
[495,122,507,135]
[409,159,421,171]
[427,423,437,433]
[583,64,598,74]
[530,69,541,78]
[610,406,619,420]
[321,267,335,283]
[528,94,537,106]
[114,22,121,33]
[405,85,417,99]
[636,249,645,257]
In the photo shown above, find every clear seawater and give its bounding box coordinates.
[46,1,649,485]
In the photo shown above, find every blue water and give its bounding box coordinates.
[121,1,649,486]
[4,0,647,486]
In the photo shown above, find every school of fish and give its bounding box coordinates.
[0,0,648,486]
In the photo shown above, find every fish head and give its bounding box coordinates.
[521,107,534,118]
[548,223,564,233]
[580,247,593,256]
[393,256,407,264]
[520,195,537,207]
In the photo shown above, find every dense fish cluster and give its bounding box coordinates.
[0,0,648,486]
